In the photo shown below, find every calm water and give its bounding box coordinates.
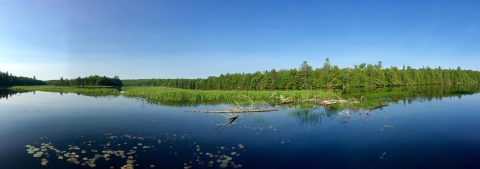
[1,90,479,169]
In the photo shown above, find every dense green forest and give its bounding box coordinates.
[122,59,480,90]
[0,71,46,87]
[46,75,122,86]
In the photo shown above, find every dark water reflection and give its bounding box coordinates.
[0,89,32,100]
[1,86,480,169]
[343,84,480,100]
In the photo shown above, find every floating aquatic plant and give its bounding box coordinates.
[41,161,47,166]
[33,152,43,157]
[24,133,247,169]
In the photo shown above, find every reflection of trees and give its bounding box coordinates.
[123,96,220,107]
[344,84,479,96]
[0,88,119,100]
[10,87,121,98]
[0,89,31,100]
[344,84,480,105]
[395,85,480,105]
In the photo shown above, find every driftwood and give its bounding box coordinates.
[185,109,278,113]
[315,99,349,105]
[278,94,360,106]
[282,99,350,106]
[278,95,294,104]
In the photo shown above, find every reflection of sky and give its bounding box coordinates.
[1,92,480,168]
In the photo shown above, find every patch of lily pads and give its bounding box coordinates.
[25,132,246,168]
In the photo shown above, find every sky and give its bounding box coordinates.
[1,0,479,80]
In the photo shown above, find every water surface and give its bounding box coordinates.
[0,89,479,169]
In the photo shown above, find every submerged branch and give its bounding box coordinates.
[370,104,388,111]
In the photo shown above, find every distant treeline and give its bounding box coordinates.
[0,71,46,87]
[46,75,122,86]
[123,59,480,90]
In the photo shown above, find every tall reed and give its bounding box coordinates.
[121,86,339,103]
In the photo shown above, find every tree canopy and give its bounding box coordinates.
[47,75,122,86]
[0,71,46,87]
[122,59,480,90]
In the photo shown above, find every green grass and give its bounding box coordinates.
[10,86,121,97]
[121,87,405,109]
[121,86,339,104]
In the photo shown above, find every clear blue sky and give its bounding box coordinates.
[1,0,479,80]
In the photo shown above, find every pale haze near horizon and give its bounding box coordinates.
[1,0,479,81]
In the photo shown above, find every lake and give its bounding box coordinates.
[1,88,479,169]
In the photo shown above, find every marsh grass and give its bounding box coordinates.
[10,86,121,97]
[121,86,339,104]
[122,87,401,109]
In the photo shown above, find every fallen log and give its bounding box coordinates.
[185,109,278,113]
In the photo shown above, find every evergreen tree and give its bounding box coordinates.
[298,61,313,89]
[120,60,480,90]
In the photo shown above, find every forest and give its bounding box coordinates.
[122,59,480,90]
[46,75,123,86]
[0,71,46,87]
